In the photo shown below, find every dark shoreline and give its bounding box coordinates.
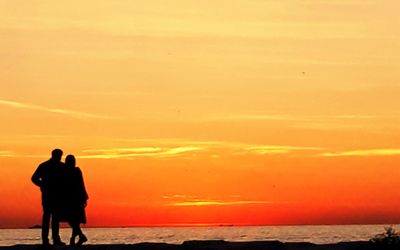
[0,240,384,250]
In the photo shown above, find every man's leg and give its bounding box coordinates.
[41,207,51,245]
[51,211,63,244]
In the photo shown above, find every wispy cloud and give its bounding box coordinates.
[3,138,324,160]
[244,145,323,155]
[0,99,114,120]
[0,10,367,40]
[162,194,199,200]
[112,138,226,146]
[103,138,323,157]
[0,139,323,160]
[172,200,273,207]
[206,113,381,132]
[322,149,400,157]
[0,150,16,157]
[211,114,305,122]
[80,146,203,159]
[207,113,377,122]
[332,115,377,120]
[163,195,275,207]
[82,147,162,154]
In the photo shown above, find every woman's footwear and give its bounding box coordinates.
[76,234,88,246]
[70,237,76,246]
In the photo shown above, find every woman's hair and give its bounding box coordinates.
[65,154,76,168]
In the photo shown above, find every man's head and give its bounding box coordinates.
[51,149,63,162]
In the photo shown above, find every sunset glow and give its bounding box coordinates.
[1,0,400,228]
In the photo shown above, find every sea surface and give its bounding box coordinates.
[0,225,398,246]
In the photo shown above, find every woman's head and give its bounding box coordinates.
[65,154,76,168]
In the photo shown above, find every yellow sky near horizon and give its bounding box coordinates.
[1,0,400,227]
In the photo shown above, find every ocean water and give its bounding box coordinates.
[0,225,397,246]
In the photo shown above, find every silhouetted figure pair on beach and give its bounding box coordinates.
[32,149,89,246]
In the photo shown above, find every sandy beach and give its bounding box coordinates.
[0,240,381,250]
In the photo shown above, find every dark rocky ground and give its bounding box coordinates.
[1,240,395,250]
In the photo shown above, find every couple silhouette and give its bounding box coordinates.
[32,149,89,246]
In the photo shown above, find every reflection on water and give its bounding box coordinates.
[0,225,398,246]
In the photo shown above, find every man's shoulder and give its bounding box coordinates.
[33,160,51,176]
[37,159,62,170]
[38,160,50,168]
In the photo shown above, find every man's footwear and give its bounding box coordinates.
[42,239,50,246]
[53,239,66,246]
[76,234,88,246]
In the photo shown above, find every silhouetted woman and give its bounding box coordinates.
[64,155,88,246]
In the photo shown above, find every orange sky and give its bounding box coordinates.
[1,0,400,228]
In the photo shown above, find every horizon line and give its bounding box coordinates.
[2,222,400,230]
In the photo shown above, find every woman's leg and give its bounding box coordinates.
[76,224,87,246]
[69,221,80,245]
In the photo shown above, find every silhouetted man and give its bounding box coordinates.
[32,149,65,246]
